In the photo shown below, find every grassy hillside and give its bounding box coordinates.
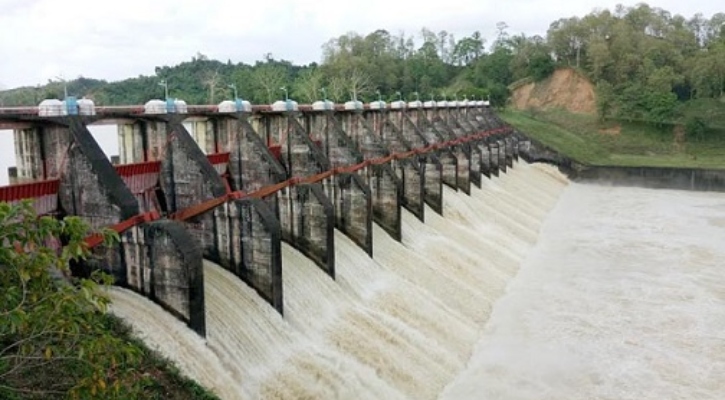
[501,108,725,169]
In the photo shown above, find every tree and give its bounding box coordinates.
[251,63,288,103]
[202,69,221,104]
[0,201,139,399]
[292,68,324,103]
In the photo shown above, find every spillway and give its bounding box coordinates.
[106,161,575,399]
[439,180,725,400]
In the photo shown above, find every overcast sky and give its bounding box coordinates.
[0,0,722,184]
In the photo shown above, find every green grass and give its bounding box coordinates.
[501,108,725,169]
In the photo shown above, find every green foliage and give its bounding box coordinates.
[529,53,556,81]
[595,81,615,119]
[0,201,137,398]
[546,4,725,124]
[685,116,708,141]
[0,201,218,399]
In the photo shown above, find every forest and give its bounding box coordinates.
[1,3,724,126]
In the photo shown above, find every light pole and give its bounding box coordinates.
[228,83,238,100]
[280,86,289,101]
[320,88,330,109]
[158,79,169,99]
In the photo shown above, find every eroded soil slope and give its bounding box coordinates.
[510,68,596,114]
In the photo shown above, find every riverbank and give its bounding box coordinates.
[501,109,725,169]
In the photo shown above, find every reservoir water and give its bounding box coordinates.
[107,162,725,399]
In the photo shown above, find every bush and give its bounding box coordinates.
[0,200,144,399]
[685,116,708,142]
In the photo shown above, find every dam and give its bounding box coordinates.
[1,97,723,399]
[111,160,725,400]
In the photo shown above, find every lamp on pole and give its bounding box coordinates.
[320,87,330,109]
[228,83,238,100]
[158,79,169,99]
[280,86,289,101]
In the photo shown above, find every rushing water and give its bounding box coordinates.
[100,160,723,400]
[440,181,725,400]
[106,162,567,399]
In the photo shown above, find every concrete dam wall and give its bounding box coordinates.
[0,103,518,340]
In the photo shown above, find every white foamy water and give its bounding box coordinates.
[107,161,572,400]
[105,287,250,400]
[440,182,725,400]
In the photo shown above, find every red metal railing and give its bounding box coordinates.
[0,179,60,215]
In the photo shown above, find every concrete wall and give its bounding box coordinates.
[431,108,473,194]
[13,127,44,182]
[215,114,286,224]
[118,122,145,163]
[3,105,510,337]
[117,113,287,319]
[61,119,138,282]
[280,183,336,277]
[336,113,402,242]
[408,110,459,193]
[54,118,206,337]
[388,110,443,215]
[516,133,576,173]
[230,198,283,314]
[308,112,373,254]
[574,166,725,191]
[367,111,425,222]
[159,119,229,265]
[143,220,206,336]
[258,114,336,274]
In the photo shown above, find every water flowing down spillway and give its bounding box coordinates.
[106,161,572,399]
[439,182,725,400]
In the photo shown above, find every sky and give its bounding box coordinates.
[0,0,722,184]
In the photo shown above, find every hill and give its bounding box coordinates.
[509,68,596,114]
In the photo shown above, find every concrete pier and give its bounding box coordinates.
[334,110,402,241]
[366,109,425,222]
[387,107,444,215]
